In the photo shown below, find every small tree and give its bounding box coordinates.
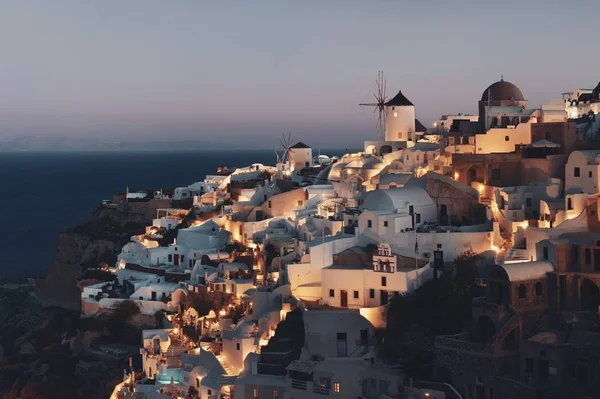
[113,300,141,320]
[184,291,214,318]
[187,386,198,398]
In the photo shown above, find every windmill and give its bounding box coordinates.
[274,131,295,166]
[360,71,388,139]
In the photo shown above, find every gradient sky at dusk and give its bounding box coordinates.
[1,0,599,148]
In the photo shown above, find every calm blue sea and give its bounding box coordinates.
[0,149,351,278]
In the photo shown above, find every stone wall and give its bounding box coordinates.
[425,175,485,225]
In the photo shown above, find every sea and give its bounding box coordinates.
[0,149,350,278]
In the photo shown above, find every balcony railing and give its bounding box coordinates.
[313,386,330,396]
[291,380,307,390]
[373,265,395,273]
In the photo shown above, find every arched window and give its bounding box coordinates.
[518,284,527,299]
[535,282,543,296]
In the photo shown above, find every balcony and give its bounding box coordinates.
[291,380,307,390]
[313,386,330,396]
[373,265,395,273]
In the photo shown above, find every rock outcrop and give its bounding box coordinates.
[36,202,155,309]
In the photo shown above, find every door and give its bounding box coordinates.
[151,291,157,301]
[336,333,347,357]
[360,329,368,346]
[559,275,567,310]
[380,290,388,306]
[594,249,600,271]
[174,254,180,266]
[340,290,348,308]
[440,205,448,225]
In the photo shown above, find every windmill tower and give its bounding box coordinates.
[275,132,295,176]
[360,71,388,139]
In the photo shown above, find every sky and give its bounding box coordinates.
[0,0,599,148]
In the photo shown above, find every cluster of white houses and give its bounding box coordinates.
[103,78,600,399]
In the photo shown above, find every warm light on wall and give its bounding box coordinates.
[454,172,459,180]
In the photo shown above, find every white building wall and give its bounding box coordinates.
[565,151,600,194]
[223,335,256,373]
[288,236,359,294]
[475,120,534,154]
[290,148,313,170]
[385,105,416,142]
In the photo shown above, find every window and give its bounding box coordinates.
[253,388,260,398]
[297,200,303,206]
[272,389,279,398]
[415,213,421,223]
[383,221,388,227]
[505,135,509,141]
[333,382,340,393]
[409,205,414,215]
[416,155,420,161]
[518,284,527,299]
[526,198,532,207]
[353,291,359,299]
[368,220,372,228]
[543,246,549,260]
[492,168,500,180]
[381,276,387,287]
[408,132,412,141]
[168,254,172,262]
[379,380,389,396]
[535,282,543,296]
[369,289,375,298]
[568,198,573,210]
[208,390,212,395]
[398,132,402,139]
[545,131,551,140]
[268,200,272,208]
[319,378,329,388]
[585,248,591,264]
[236,343,240,351]
[578,365,589,385]
[525,358,534,373]
[590,170,593,178]
[574,167,580,177]
[329,289,334,297]
[538,359,549,382]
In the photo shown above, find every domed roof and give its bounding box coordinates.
[481,79,524,102]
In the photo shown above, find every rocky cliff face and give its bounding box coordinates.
[36,202,152,309]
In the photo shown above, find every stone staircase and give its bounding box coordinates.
[164,345,188,357]
[218,375,238,385]
[215,353,235,375]
[491,314,519,348]
[504,248,529,263]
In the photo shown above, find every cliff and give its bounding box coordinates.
[36,198,191,310]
